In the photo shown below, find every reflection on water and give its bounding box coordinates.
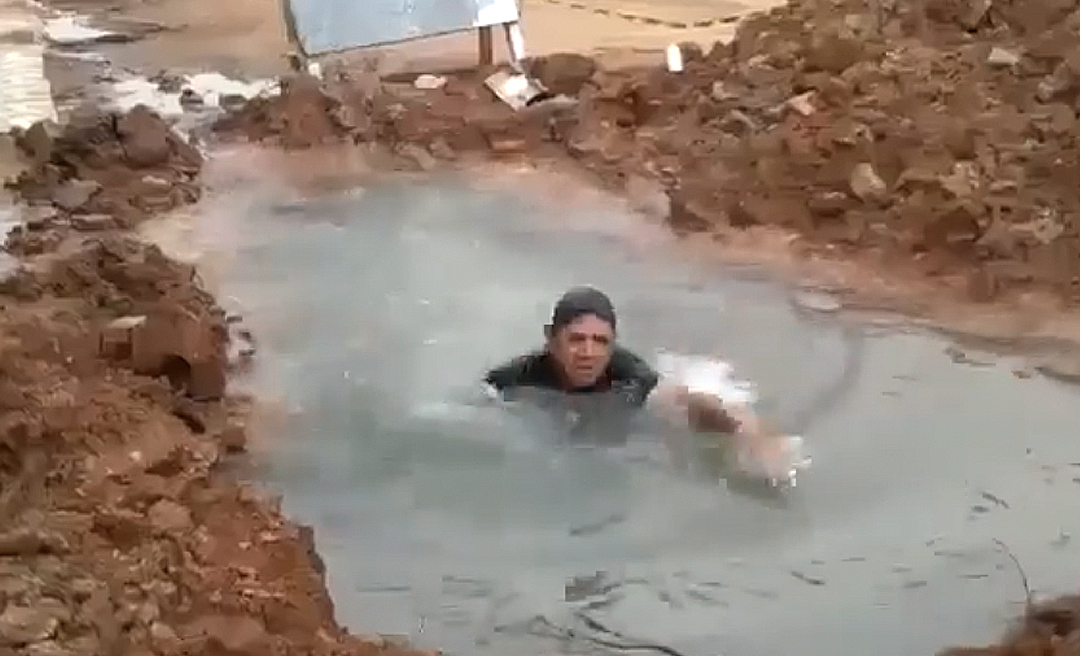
[156,158,1080,656]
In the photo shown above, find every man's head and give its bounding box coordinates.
[545,286,617,388]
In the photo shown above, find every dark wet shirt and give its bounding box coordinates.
[483,346,661,445]
[484,346,661,407]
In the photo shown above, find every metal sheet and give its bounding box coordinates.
[283,0,520,58]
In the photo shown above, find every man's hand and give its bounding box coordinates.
[683,390,742,434]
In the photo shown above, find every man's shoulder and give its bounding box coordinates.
[607,346,661,405]
[484,349,549,390]
[609,346,658,380]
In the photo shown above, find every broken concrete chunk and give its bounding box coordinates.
[940,161,980,199]
[849,163,887,202]
[986,46,1020,67]
[117,105,174,167]
[711,81,737,101]
[720,109,758,136]
[0,604,59,646]
[51,179,101,211]
[0,527,69,556]
[960,0,991,29]
[19,119,62,162]
[179,88,204,108]
[70,213,117,232]
[396,143,436,171]
[1037,65,1075,102]
[217,423,248,453]
[786,91,817,116]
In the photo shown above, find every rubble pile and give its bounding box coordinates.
[4,106,202,256]
[212,73,361,148]
[0,106,427,656]
[217,0,1080,304]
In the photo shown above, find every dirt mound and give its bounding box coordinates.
[940,595,1080,655]
[4,105,202,241]
[1,106,432,655]
[212,73,359,148]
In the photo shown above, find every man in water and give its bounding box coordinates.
[483,286,776,453]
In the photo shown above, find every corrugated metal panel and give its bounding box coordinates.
[283,0,520,57]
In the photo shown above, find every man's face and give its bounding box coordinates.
[547,314,615,388]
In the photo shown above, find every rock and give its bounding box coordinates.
[792,289,842,312]
[488,136,528,154]
[427,137,457,160]
[19,119,62,162]
[939,162,979,199]
[0,604,59,646]
[987,46,1021,67]
[149,621,180,654]
[151,71,184,93]
[786,91,817,116]
[179,89,203,108]
[216,423,247,453]
[966,267,1000,302]
[116,105,173,167]
[70,213,117,232]
[960,0,991,28]
[719,109,758,136]
[1012,216,1065,245]
[186,615,268,653]
[140,174,172,191]
[25,640,76,656]
[711,81,737,101]
[1035,357,1080,384]
[530,53,597,97]
[51,179,101,211]
[667,189,723,232]
[0,528,68,556]
[1037,65,1075,102]
[396,143,437,171]
[219,93,248,112]
[849,163,887,202]
[147,499,192,534]
[805,25,866,74]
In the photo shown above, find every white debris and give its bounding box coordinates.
[665,43,684,72]
[413,74,447,90]
[42,15,114,45]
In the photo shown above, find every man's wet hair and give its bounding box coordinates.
[550,286,617,333]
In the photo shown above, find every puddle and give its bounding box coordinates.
[146,151,1080,656]
[0,0,57,131]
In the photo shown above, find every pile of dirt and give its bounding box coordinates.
[940,595,1080,655]
[212,73,361,149]
[0,105,433,656]
[214,0,1080,305]
[3,105,202,257]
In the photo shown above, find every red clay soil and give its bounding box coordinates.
[0,107,435,656]
[216,0,1080,310]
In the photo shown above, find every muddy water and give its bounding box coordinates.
[148,149,1080,656]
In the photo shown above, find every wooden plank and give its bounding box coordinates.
[478,25,494,65]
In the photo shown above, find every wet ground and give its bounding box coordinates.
[142,149,1080,656]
